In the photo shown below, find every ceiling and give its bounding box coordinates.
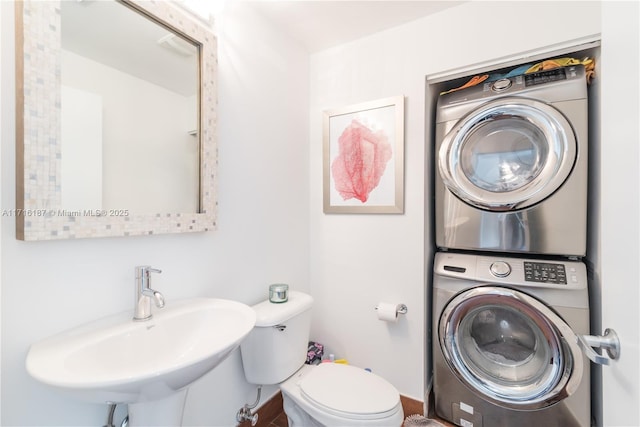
[60,1,465,95]
[244,1,465,53]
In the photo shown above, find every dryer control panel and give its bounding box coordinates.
[524,68,568,86]
[436,65,587,125]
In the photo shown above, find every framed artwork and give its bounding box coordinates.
[323,96,405,214]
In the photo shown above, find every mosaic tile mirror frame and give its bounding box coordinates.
[15,0,217,240]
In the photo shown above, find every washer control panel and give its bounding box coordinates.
[523,261,567,284]
[434,252,586,289]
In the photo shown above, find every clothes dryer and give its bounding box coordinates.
[435,65,588,257]
[432,252,591,427]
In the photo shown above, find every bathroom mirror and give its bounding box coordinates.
[15,0,217,240]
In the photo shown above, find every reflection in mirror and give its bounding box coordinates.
[15,0,217,240]
[60,0,199,213]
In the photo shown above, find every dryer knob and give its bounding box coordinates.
[490,261,512,278]
[491,78,512,91]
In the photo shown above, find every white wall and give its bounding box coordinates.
[308,1,601,401]
[0,1,309,426]
[0,2,3,421]
[599,2,640,425]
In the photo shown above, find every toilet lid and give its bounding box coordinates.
[299,364,400,417]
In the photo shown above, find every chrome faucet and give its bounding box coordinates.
[133,266,165,321]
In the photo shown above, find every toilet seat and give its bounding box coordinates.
[298,363,400,420]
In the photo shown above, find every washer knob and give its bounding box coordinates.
[490,261,511,278]
[491,78,512,92]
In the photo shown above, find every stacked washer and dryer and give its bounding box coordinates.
[432,65,596,427]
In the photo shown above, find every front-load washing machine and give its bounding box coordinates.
[435,64,589,257]
[432,252,591,427]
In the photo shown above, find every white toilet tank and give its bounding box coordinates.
[240,291,313,385]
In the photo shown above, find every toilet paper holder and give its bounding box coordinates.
[374,303,408,315]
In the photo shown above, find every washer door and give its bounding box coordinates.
[439,287,583,410]
[438,97,576,211]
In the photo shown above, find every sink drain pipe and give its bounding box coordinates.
[236,385,262,426]
[102,403,129,427]
[105,388,262,427]
[102,403,117,427]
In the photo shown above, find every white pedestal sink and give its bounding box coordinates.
[25,298,256,426]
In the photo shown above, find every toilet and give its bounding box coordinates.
[240,291,404,427]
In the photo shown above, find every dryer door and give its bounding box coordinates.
[438,97,576,211]
[439,286,583,410]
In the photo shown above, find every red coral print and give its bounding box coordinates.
[331,119,392,203]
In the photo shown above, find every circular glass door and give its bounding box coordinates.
[439,287,583,410]
[439,97,577,211]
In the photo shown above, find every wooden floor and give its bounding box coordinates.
[258,408,454,427]
[266,412,289,427]
[238,391,456,427]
